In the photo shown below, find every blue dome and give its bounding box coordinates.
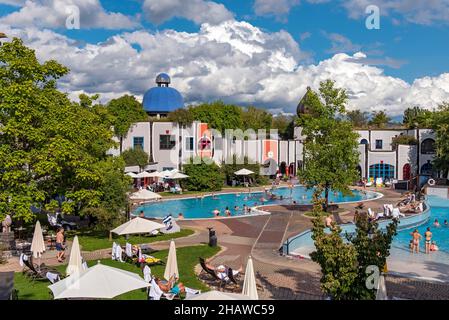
[142,86,184,113]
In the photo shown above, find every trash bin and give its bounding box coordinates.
[207,227,217,247]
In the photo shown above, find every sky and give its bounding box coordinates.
[1,0,449,117]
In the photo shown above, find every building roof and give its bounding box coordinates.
[142,73,184,114]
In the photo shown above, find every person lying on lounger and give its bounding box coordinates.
[154,277,185,295]
[204,260,243,280]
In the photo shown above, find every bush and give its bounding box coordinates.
[221,155,267,186]
[181,157,225,191]
[391,135,418,150]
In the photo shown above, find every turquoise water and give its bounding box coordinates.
[393,195,449,253]
[135,186,380,219]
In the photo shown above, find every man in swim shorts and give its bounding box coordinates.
[424,227,432,254]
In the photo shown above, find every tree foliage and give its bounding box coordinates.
[181,157,225,191]
[221,155,268,186]
[391,134,418,150]
[403,106,433,129]
[107,95,147,153]
[121,148,150,171]
[271,114,296,139]
[241,106,272,132]
[296,80,360,211]
[188,101,243,133]
[346,109,369,128]
[431,102,449,176]
[369,110,390,128]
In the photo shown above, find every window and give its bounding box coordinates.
[185,137,194,151]
[360,139,368,145]
[421,138,436,154]
[375,140,383,149]
[369,163,395,180]
[159,135,176,150]
[421,162,433,176]
[133,137,144,149]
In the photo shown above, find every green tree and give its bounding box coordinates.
[0,38,117,221]
[391,135,418,150]
[369,110,390,128]
[297,80,360,211]
[431,102,449,177]
[182,157,224,191]
[271,114,296,139]
[107,95,147,153]
[242,106,273,132]
[403,106,433,129]
[121,148,149,171]
[188,101,243,133]
[346,109,369,128]
[167,108,194,126]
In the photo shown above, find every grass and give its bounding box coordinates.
[65,228,195,252]
[13,244,220,300]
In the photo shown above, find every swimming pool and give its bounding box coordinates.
[134,186,382,219]
[392,195,449,254]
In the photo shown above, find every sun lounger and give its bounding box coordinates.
[185,287,201,299]
[199,257,230,288]
[22,254,61,282]
[148,278,176,300]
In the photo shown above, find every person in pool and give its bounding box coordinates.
[445,220,449,227]
[178,213,184,220]
[213,209,220,217]
[139,210,145,218]
[225,207,231,217]
[430,241,439,252]
[410,229,422,254]
[234,205,240,211]
[434,219,441,227]
[424,227,432,254]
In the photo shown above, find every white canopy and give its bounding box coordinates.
[66,236,83,276]
[167,172,189,179]
[164,240,179,281]
[129,189,162,201]
[111,217,165,236]
[161,169,177,177]
[30,221,46,258]
[146,171,165,178]
[186,290,253,300]
[48,262,150,299]
[126,172,138,178]
[234,168,255,176]
[136,171,153,178]
[376,275,388,300]
[242,256,258,300]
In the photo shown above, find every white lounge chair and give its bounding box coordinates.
[143,265,152,283]
[392,208,405,219]
[148,278,175,300]
[185,287,201,299]
[111,242,117,260]
[115,244,124,263]
[125,242,133,259]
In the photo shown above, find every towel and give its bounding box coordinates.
[125,243,133,258]
[112,242,117,260]
[185,287,201,299]
[19,253,25,267]
[149,278,163,300]
[143,265,152,282]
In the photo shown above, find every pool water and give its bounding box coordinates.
[392,195,449,254]
[135,186,380,219]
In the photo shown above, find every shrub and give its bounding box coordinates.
[391,135,418,150]
[221,155,267,186]
[181,157,225,191]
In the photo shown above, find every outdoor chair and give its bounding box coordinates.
[198,257,229,288]
[21,254,62,283]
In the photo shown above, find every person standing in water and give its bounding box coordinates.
[424,227,432,254]
[410,229,422,254]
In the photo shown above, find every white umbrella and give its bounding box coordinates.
[186,290,253,300]
[147,171,164,178]
[136,171,153,178]
[129,189,162,201]
[167,172,189,179]
[126,172,138,178]
[376,275,388,300]
[30,220,46,259]
[66,236,83,276]
[111,217,165,236]
[234,168,255,176]
[164,240,179,281]
[161,169,175,178]
[242,256,258,300]
[48,262,150,299]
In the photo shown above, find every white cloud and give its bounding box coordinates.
[341,0,449,25]
[323,32,362,54]
[253,0,300,21]
[0,0,139,29]
[1,20,448,117]
[0,0,25,6]
[142,0,234,25]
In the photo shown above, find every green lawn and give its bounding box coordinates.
[66,228,194,251]
[14,244,220,300]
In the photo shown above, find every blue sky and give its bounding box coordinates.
[1,0,449,116]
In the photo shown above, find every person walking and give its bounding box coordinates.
[56,227,66,262]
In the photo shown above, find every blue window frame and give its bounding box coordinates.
[369,163,395,180]
[133,137,144,149]
[421,162,433,175]
[375,139,383,149]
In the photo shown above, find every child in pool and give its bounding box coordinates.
[430,241,439,252]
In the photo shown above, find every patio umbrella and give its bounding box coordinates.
[129,189,162,201]
[48,261,150,299]
[66,236,83,276]
[135,171,153,178]
[186,290,252,300]
[126,172,138,178]
[147,171,165,178]
[242,256,258,300]
[376,275,388,300]
[234,168,255,194]
[30,221,46,259]
[168,172,189,179]
[164,240,179,281]
[111,217,165,236]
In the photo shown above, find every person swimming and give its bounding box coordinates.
[213,209,220,217]
[225,207,231,217]
[445,220,449,227]
[430,241,439,252]
[434,219,440,227]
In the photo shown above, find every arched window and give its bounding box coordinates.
[421,138,435,154]
[369,163,395,180]
[421,162,433,176]
[360,139,368,145]
[403,163,411,180]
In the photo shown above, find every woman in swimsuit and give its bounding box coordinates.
[410,229,422,254]
[424,227,432,254]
